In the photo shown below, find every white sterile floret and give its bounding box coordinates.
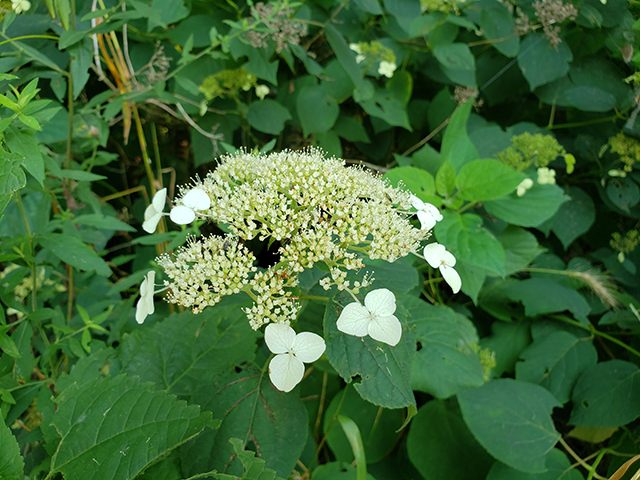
[423,243,461,294]
[170,188,212,225]
[265,323,326,392]
[135,271,156,324]
[378,61,396,78]
[537,167,556,185]
[142,188,167,233]
[255,84,270,100]
[516,178,534,197]
[410,195,443,230]
[11,0,30,13]
[336,288,402,346]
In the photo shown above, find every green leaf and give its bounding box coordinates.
[56,0,71,30]
[0,152,25,196]
[0,94,19,111]
[484,183,569,228]
[0,419,24,480]
[333,115,369,143]
[337,416,368,480]
[72,214,136,232]
[569,360,640,427]
[324,24,365,91]
[458,379,561,473]
[58,30,87,49]
[548,186,595,250]
[456,159,525,201]
[407,400,494,480]
[58,170,108,181]
[497,226,545,276]
[358,88,412,131]
[480,320,532,376]
[297,86,339,137]
[4,127,44,185]
[517,33,573,90]
[149,0,189,31]
[433,43,476,87]
[12,322,36,381]
[479,1,519,57]
[247,99,291,135]
[49,375,216,479]
[435,161,456,197]
[606,177,640,212]
[37,233,111,276]
[180,366,308,478]
[440,101,479,172]
[486,449,584,480]
[0,328,20,358]
[324,289,416,409]
[404,296,485,398]
[502,278,590,321]
[435,211,506,276]
[515,331,597,404]
[17,113,41,131]
[324,387,404,464]
[384,166,436,200]
[68,38,94,99]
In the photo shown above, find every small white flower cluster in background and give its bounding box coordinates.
[349,42,397,78]
[537,167,556,185]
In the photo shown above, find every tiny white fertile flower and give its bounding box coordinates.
[516,178,534,197]
[265,323,326,392]
[170,188,211,225]
[423,243,461,294]
[136,271,156,324]
[142,188,167,233]
[378,61,396,78]
[537,167,556,185]
[11,0,30,13]
[255,84,269,100]
[336,288,402,346]
[410,195,443,230]
[608,169,627,178]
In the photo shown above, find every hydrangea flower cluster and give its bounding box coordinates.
[137,149,461,391]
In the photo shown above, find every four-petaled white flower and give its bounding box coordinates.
[336,288,402,346]
[423,243,461,294]
[11,0,30,13]
[378,61,396,78]
[516,178,534,197]
[410,195,443,230]
[537,167,556,185]
[265,323,326,392]
[142,188,167,233]
[255,84,270,100]
[170,188,212,225]
[135,271,156,324]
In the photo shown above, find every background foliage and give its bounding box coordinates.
[1,0,640,478]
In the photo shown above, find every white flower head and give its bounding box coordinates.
[265,323,326,392]
[537,167,556,185]
[336,288,402,346]
[378,61,396,78]
[516,178,534,197]
[255,84,269,100]
[410,195,443,230]
[423,243,461,294]
[11,0,30,13]
[136,271,156,324]
[142,188,167,233]
[170,187,212,225]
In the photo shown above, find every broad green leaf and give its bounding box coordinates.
[297,86,339,136]
[68,38,94,99]
[456,159,525,201]
[549,187,595,250]
[569,360,640,427]
[118,297,257,399]
[359,88,412,131]
[479,1,519,57]
[0,152,25,196]
[354,0,382,13]
[364,257,420,294]
[4,127,44,185]
[17,113,41,131]
[229,40,278,85]
[324,289,416,409]
[407,400,494,480]
[324,24,364,91]
[440,101,479,172]
[322,60,356,104]
[458,379,561,473]
[12,322,36,381]
[515,331,597,404]
[324,387,404,464]
[480,320,532,376]
[455,260,490,303]
[497,226,545,275]
[384,166,436,200]
[0,329,20,358]
[37,233,111,276]
[484,183,569,228]
[72,214,136,232]
[49,375,216,479]
[0,419,24,480]
[58,30,87,49]
[486,449,584,480]
[180,366,308,478]
[313,462,376,480]
[606,177,640,212]
[149,0,189,31]
[404,296,485,398]
[433,43,476,87]
[435,161,456,197]
[517,33,572,90]
[333,115,369,143]
[247,99,291,135]
[502,278,590,321]
[56,0,71,29]
[435,211,506,276]
[58,170,108,181]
